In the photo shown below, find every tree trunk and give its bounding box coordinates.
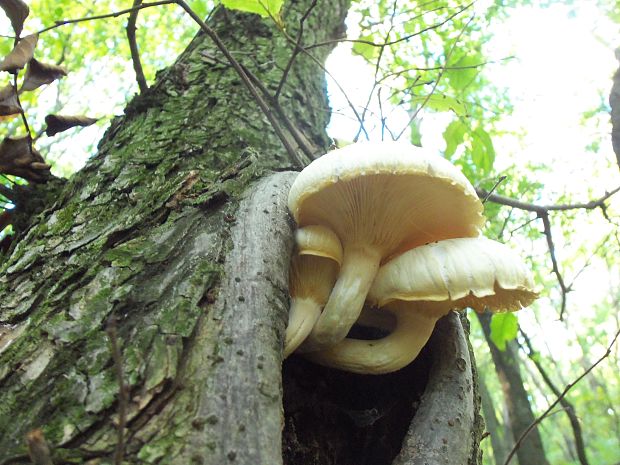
[479,372,516,465]
[0,2,484,464]
[477,313,550,465]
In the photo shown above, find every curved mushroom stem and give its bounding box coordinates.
[303,306,444,374]
[301,245,381,351]
[283,298,322,358]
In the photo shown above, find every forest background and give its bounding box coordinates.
[0,1,618,464]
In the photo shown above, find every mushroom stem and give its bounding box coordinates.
[303,306,442,374]
[301,245,382,351]
[283,298,322,357]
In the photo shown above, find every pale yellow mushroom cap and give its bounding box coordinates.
[368,236,539,314]
[288,142,485,254]
[302,237,538,373]
[295,225,343,266]
[285,227,342,357]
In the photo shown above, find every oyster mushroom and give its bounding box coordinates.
[284,225,342,357]
[304,237,539,374]
[288,142,484,350]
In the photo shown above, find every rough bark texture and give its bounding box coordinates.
[392,312,480,465]
[478,313,550,465]
[181,171,296,464]
[0,1,485,464]
[0,1,347,462]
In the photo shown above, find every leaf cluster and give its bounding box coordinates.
[0,1,99,181]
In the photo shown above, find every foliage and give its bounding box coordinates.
[0,0,618,464]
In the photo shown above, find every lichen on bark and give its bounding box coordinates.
[0,1,485,464]
[0,2,347,461]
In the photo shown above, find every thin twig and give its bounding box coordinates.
[175,0,304,168]
[306,2,474,50]
[519,329,590,465]
[13,74,32,143]
[274,0,317,100]
[377,57,513,84]
[0,174,16,185]
[482,175,507,203]
[126,0,148,94]
[504,328,620,465]
[37,1,175,35]
[566,234,610,292]
[507,215,536,236]
[479,185,620,320]
[239,62,316,162]
[353,0,398,142]
[539,211,569,318]
[395,13,476,140]
[200,49,316,161]
[477,185,620,213]
[268,14,369,139]
[106,317,128,465]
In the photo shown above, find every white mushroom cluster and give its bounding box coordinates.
[285,142,538,374]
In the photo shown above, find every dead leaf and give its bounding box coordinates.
[21,58,67,92]
[0,136,50,182]
[0,84,21,117]
[0,0,29,37]
[0,34,38,73]
[26,428,53,465]
[45,114,98,137]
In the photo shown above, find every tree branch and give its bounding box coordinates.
[478,185,620,320]
[392,312,476,465]
[539,211,569,319]
[37,1,176,35]
[519,329,590,465]
[306,2,474,50]
[274,0,317,100]
[184,172,296,464]
[126,0,148,94]
[395,14,475,140]
[353,0,400,142]
[274,22,369,140]
[477,186,620,213]
[504,328,620,465]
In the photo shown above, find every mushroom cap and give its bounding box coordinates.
[368,236,539,314]
[295,225,343,266]
[288,142,484,255]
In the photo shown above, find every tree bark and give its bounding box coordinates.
[477,312,550,465]
[0,2,484,464]
[479,371,516,465]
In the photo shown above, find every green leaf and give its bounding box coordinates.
[410,118,422,147]
[443,119,467,158]
[489,313,518,351]
[352,35,379,62]
[447,54,480,91]
[411,94,467,116]
[470,126,496,174]
[221,0,284,19]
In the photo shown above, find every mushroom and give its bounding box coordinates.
[304,236,539,374]
[284,225,342,357]
[288,142,484,350]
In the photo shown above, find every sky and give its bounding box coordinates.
[326,1,619,361]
